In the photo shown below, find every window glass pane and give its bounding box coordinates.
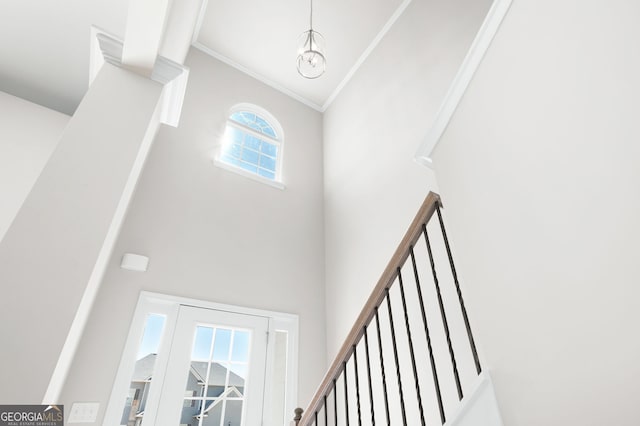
[228,126,243,143]
[212,329,232,360]
[223,400,244,426]
[207,363,229,397]
[230,111,277,140]
[262,126,276,138]
[192,326,214,360]
[190,361,208,384]
[243,112,256,125]
[259,156,276,172]
[222,142,241,160]
[231,331,250,362]
[241,149,259,165]
[121,314,166,425]
[179,393,201,425]
[180,401,202,426]
[230,112,256,130]
[254,115,268,129]
[238,162,258,174]
[137,314,165,358]
[200,402,222,426]
[255,116,276,138]
[260,142,277,157]
[227,364,245,391]
[229,364,248,383]
[244,135,261,151]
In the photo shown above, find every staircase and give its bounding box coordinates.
[293,192,502,426]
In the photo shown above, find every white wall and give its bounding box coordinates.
[0,91,68,241]
[0,64,165,403]
[322,0,492,360]
[432,0,640,424]
[60,49,326,423]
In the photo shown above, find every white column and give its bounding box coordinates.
[122,0,174,75]
[160,0,206,64]
[0,63,163,404]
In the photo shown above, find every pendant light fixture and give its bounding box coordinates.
[297,0,326,79]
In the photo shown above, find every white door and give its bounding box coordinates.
[150,306,270,426]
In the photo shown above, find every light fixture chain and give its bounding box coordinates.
[310,0,313,30]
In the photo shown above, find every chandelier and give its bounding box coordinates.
[296,0,326,79]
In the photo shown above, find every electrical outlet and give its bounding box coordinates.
[68,402,100,423]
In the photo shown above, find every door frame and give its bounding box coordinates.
[103,291,299,426]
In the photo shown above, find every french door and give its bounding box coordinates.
[150,306,270,426]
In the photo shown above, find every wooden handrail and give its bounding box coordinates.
[297,191,442,425]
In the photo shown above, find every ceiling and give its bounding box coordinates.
[0,0,129,115]
[0,0,413,115]
[194,0,407,111]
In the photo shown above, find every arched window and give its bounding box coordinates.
[217,104,283,186]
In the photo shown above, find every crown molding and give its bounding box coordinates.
[191,0,209,44]
[414,0,513,168]
[89,27,190,127]
[190,1,415,113]
[190,0,323,112]
[321,0,414,112]
[192,42,324,112]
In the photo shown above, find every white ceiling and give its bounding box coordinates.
[194,0,407,110]
[0,0,413,114]
[0,0,129,115]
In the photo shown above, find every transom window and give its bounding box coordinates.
[217,105,283,186]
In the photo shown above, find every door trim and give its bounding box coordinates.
[103,291,299,426]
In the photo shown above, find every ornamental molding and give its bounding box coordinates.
[90,27,189,127]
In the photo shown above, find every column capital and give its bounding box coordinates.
[90,28,189,127]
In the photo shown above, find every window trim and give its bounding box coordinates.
[213,158,286,190]
[214,103,285,190]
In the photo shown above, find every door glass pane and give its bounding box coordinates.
[231,331,250,362]
[212,329,231,361]
[223,400,244,426]
[200,402,222,426]
[192,326,214,360]
[120,313,166,425]
[183,326,252,426]
[228,364,247,385]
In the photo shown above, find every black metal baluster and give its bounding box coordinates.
[334,379,338,426]
[423,224,463,400]
[435,204,482,375]
[385,287,408,425]
[315,410,319,426]
[374,308,391,426]
[343,363,350,426]
[410,246,446,424]
[324,394,328,426]
[397,268,426,426]
[363,327,376,426]
[352,345,363,426]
